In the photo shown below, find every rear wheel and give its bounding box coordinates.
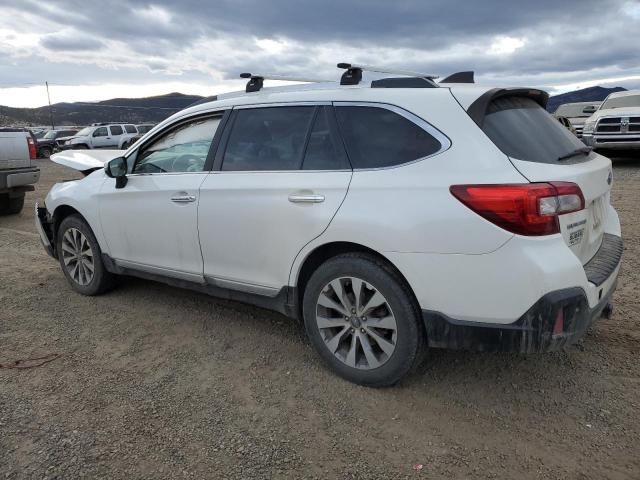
[56,215,115,295]
[302,253,424,387]
[0,194,25,215]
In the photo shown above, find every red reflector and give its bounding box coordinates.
[552,309,564,336]
[449,183,585,236]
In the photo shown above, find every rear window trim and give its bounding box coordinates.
[332,101,452,171]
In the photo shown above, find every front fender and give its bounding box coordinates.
[45,172,109,254]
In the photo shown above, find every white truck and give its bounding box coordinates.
[0,128,40,215]
[582,90,640,152]
[59,123,140,151]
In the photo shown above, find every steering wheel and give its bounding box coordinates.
[171,154,204,172]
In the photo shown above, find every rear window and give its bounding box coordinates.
[482,97,591,164]
[335,106,442,169]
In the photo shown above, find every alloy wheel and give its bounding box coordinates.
[315,276,398,369]
[61,227,95,286]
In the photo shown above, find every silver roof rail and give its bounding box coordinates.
[337,63,439,86]
[240,73,332,93]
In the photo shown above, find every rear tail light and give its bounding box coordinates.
[450,182,585,236]
[27,136,37,160]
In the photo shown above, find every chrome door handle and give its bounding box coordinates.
[171,195,196,203]
[288,193,325,203]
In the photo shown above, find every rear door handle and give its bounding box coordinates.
[171,194,196,203]
[288,193,325,203]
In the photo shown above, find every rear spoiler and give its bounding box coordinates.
[466,88,549,127]
[440,71,474,84]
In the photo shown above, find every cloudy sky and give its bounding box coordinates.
[0,0,639,108]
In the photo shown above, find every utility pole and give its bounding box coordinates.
[45,81,54,129]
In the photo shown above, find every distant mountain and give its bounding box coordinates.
[0,86,630,127]
[546,86,627,113]
[0,92,204,127]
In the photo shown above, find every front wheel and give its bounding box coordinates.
[56,214,115,295]
[302,253,424,387]
[39,147,52,159]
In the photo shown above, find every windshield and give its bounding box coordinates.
[555,104,596,117]
[42,131,57,139]
[601,94,640,109]
[482,96,591,164]
[75,127,93,136]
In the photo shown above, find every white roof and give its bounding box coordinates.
[607,89,640,99]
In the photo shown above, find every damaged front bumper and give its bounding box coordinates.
[35,202,56,258]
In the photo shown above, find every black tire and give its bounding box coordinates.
[74,144,89,150]
[0,194,25,215]
[39,147,52,159]
[302,253,425,387]
[56,214,115,295]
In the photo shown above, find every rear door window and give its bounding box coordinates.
[482,97,593,164]
[302,107,350,170]
[124,125,137,134]
[334,105,443,169]
[222,106,315,171]
[109,125,123,136]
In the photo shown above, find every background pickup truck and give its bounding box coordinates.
[0,128,40,215]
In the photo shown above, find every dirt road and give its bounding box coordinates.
[1,159,639,479]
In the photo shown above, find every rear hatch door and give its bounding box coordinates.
[476,94,613,265]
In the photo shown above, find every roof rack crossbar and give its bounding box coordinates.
[337,63,439,86]
[239,73,332,93]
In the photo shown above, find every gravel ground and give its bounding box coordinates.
[1,156,639,479]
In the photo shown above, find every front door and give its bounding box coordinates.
[91,127,111,148]
[97,115,223,282]
[198,105,352,294]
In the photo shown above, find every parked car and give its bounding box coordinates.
[553,101,601,138]
[136,124,155,135]
[556,115,577,135]
[120,124,156,150]
[0,128,39,214]
[582,90,640,152]
[36,68,622,386]
[37,128,78,158]
[32,128,49,139]
[59,123,139,150]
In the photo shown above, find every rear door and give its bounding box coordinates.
[479,96,613,264]
[107,125,124,147]
[198,104,352,294]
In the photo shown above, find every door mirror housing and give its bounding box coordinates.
[582,105,597,114]
[105,156,128,188]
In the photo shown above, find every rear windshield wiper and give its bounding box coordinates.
[557,146,593,162]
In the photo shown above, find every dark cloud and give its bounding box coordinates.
[0,0,638,101]
[40,31,105,51]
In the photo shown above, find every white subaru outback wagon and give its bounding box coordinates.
[36,65,623,386]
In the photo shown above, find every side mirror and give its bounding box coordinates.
[105,156,128,189]
[582,105,597,114]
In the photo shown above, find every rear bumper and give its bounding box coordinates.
[0,167,40,193]
[423,235,623,353]
[423,285,615,353]
[582,133,640,150]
